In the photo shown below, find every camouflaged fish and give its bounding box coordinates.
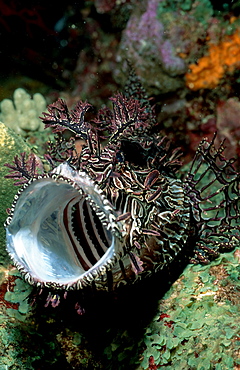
[4,74,240,294]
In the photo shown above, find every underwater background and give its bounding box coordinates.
[0,0,240,369]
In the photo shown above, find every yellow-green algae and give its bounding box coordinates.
[0,122,30,265]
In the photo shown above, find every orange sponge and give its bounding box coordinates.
[186,30,240,90]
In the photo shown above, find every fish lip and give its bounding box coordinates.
[5,162,124,290]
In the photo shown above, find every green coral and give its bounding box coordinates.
[0,122,30,265]
[4,270,33,321]
[138,250,240,369]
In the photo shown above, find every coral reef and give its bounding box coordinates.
[102,248,240,370]
[0,88,46,136]
[1,248,239,369]
[215,98,240,161]
[186,27,240,90]
[0,269,63,369]
[157,0,213,24]
[115,0,186,95]
[93,0,131,14]
[1,2,240,369]
[175,95,240,166]
[115,0,217,95]
[157,0,214,58]
[56,329,102,369]
[3,269,32,321]
[69,24,120,106]
[138,249,240,369]
[0,122,30,265]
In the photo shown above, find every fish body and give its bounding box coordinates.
[4,83,240,293]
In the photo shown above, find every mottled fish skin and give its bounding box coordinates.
[4,74,240,293]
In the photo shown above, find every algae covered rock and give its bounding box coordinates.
[0,121,30,265]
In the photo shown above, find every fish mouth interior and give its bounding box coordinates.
[6,177,119,288]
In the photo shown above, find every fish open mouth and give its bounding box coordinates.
[5,163,124,290]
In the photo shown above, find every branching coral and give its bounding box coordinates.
[186,28,240,90]
[0,88,46,136]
